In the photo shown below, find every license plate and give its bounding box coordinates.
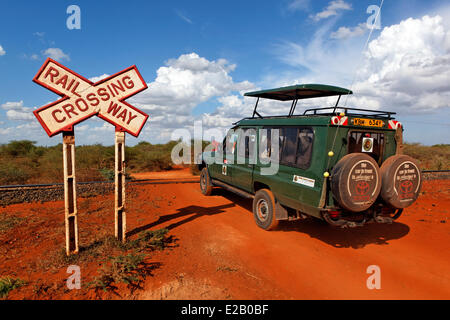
[352,118,384,127]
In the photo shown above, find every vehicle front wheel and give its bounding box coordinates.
[253,189,278,230]
[200,167,213,196]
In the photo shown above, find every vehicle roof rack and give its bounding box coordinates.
[302,107,396,119]
[244,84,353,119]
[233,107,396,124]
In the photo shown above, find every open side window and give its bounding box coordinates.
[261,127,314,170]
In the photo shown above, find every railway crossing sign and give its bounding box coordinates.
[33,58,149,137]
[33,58,149,255]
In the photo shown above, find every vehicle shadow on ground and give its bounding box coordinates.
[127,203,236,237]
[215,188,410,249]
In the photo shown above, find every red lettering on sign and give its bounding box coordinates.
[66,78,75,92]
[123,76,134,89]
[75,98,89,112]
[117,109,127,122]
[70,81,81,98]
[62,104,78,118]
[52,110,66,123]
[86,93,100,107]
[55,74,68,89]
[111,81,125,95]
[45,67,59,82]
[98,88,110,101]
[107,85,115,98]
[127,112,137,125]
[107,102,121,116]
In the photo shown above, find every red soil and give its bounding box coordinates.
[1,175,449,300]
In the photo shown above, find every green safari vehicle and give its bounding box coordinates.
[198,84,422,230]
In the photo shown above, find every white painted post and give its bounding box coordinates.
[63,131,79,255]
[115,130,126,242]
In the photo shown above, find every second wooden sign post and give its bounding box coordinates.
[115,129,126,242]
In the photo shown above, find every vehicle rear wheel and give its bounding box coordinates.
[200,167,213,196]
[253,189,278,230]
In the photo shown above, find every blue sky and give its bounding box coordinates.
[0,0,449,146]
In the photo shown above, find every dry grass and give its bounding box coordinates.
[403,143,450,170]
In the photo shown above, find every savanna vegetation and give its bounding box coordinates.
[0,140,191,185]
[0,140,448,186]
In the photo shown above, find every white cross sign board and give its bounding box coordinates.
[33,58,149,137]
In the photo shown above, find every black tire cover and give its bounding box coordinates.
[331,153,382,212]
[380,155,422,209]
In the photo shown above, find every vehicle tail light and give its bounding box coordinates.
[328,211,341,218]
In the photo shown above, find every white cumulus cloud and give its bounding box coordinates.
[0,45,5,56]
[1,101,34,121]
[132,52,254,118]
[43,48,70,61]
[310,0,352,22]
[331,23,368,39]
[89,74,109,83]
[352,15,450,112]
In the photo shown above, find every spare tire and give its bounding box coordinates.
[380,155,422,209]
[331,153,382,212]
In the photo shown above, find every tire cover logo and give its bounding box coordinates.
[348,160,378,204]
[356,181,370,195]
[394,162,420,202]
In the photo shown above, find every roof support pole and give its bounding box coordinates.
[289,99,298,117]
[252,97,260,118]
[333,95,342,113]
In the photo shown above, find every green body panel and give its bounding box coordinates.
[205,114,399,220]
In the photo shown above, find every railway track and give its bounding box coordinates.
[0,177,199,191]
[0,170,447,191]
[0,177,199,206]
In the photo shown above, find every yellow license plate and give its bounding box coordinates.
[352,118,384,127]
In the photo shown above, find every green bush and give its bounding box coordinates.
[0,277,26,298]
[0,163,31,185]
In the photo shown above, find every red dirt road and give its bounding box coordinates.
[1,171,449,300]
[134,178,450,300]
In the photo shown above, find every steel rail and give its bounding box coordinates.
[0,171,448,190]
[0,177,199,190]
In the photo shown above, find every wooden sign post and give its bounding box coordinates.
[33,58,149,254]
[63,130,79,255]
[115,129,126,242]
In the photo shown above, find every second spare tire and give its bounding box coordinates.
[331,153,382,212]
[380,154,422,209]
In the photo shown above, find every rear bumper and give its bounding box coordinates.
[322,209,402,228]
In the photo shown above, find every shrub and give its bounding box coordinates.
[0,277,26,298]
[0,163,31,185]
